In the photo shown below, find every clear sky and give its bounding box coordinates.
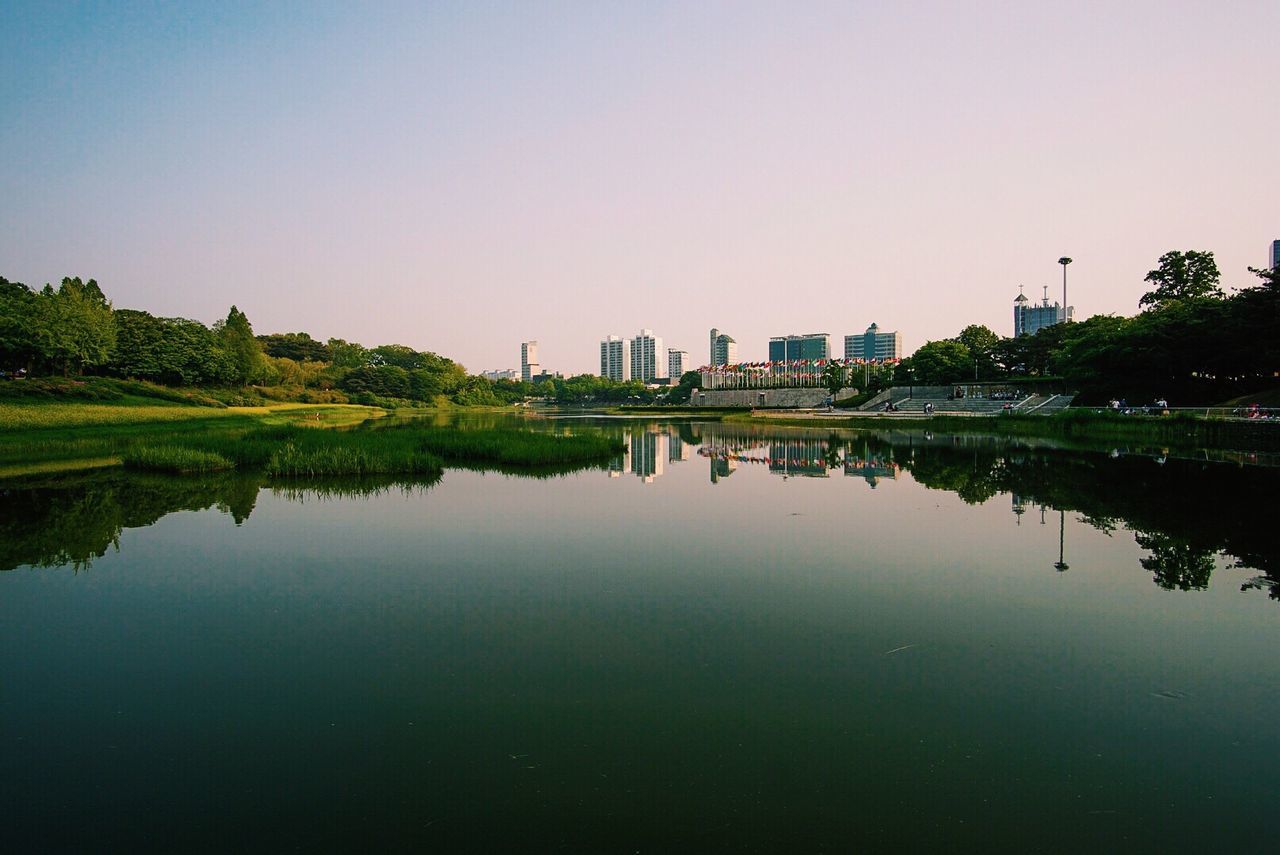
[2,1,1276,374]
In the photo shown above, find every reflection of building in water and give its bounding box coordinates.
[628,430,667,483]
[609,430,629,478]
[843,441,899,488]
[608,426,695,482]
[711,456,737,483]
[768,438,829,478]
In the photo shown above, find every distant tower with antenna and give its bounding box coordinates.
[1014,284,1070,336]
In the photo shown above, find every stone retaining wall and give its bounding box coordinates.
[688,387,855,408]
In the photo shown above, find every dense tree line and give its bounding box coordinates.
[894,252,1279,404]
[0,274,667,408]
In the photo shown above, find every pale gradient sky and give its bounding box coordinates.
[2,1,1276,375]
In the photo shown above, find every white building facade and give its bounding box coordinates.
[668,349,687,379]
[630,329,665,383]
[600,335,631,382]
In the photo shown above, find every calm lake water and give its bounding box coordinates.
[2,417,1278,852]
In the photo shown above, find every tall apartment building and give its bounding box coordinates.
[844,323,902,361]
[520,340,539,383]
[709,328,737,366]
[1270,239,1280,270]
[630,329,665,383]
[667,349,688,380]
[1014,286,1073,337]
[768,333,831,362]
[600,335,631,382]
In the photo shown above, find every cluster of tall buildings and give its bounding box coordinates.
[492,245,1280,382]
[599,329,670,382]
[762,326,903,364]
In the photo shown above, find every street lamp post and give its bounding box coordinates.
[1058,257,1072,322]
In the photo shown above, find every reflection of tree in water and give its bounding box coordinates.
[0,470,260,572]
[868,432,1279,601]
[901,446,1004,505]
[1134,531,1216,591]
[0,470,444,573]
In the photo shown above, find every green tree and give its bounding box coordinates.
[370,344,428,371]
[956,324,1001,379]
[821,361,848,397]
[1139,250,1223,309]
[0,277,42,372]
[910,340,973,384]
[41,277,116,375]
[327,338,369,369]
[258,332,331,363]
[666,370,702,405]
[215,306,267,385]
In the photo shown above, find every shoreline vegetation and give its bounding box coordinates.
[0,381,625,479]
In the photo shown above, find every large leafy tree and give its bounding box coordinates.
[215,305,267,385]
[113,309,236,385]
[1139,250,1223,309]
[327,338,370,369]
[956,324,1000,380]
[910,340,973,384]
[41,277,116,375]
[0,277,42,371]
[258,332,331,363]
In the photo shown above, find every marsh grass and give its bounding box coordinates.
[412,426,625,465]
[124,445,235,474]
[264,442,442,477]
[3,399,625,481]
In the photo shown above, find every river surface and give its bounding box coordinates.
[2,416,1278,852]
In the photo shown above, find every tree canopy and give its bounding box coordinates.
[1139,250,1223,309]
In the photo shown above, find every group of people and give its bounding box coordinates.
[948,387,1027,401]
[1237,403,1277,420]
[1106,397,1169,415]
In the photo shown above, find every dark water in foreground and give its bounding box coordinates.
[2,419,1278,852]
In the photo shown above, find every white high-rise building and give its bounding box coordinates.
[630,329,665,383]
[668,349,688,379]
[600,335,631,382]
[520,341,539,383]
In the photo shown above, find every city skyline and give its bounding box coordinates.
[2,2,1276,376]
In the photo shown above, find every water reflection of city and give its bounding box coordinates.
[607,424,899,488]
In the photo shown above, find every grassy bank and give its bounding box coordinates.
[1,397,624,479]
[0,400,381,475]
